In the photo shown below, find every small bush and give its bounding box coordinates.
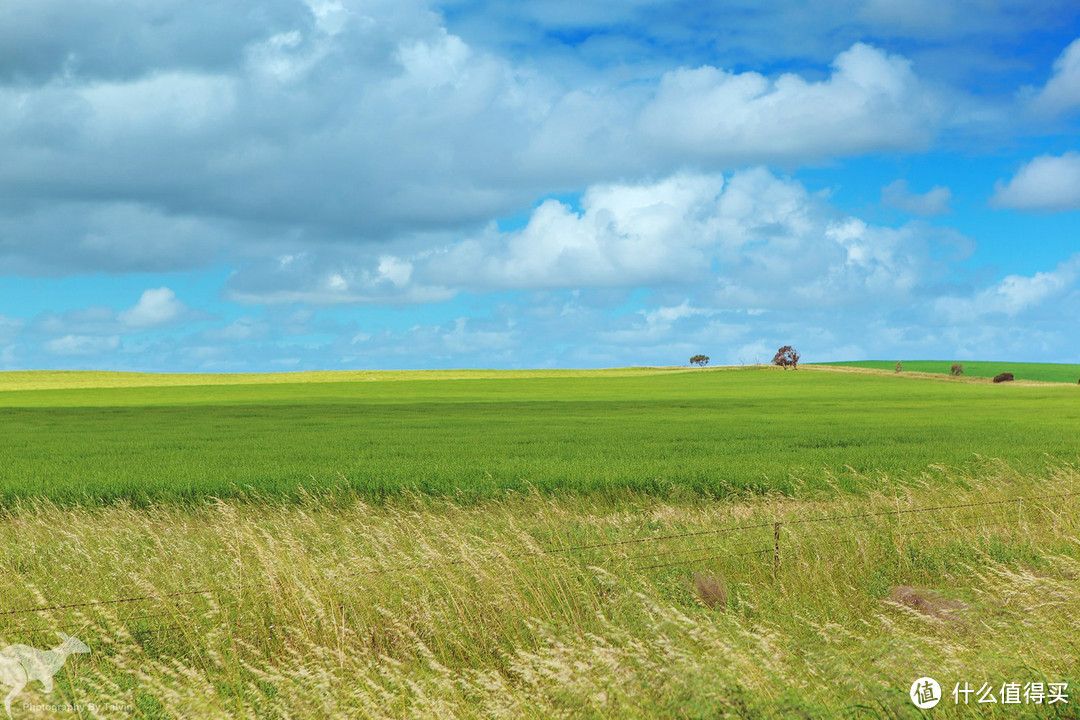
[894,361,902,373]
[993,372,1014,384]
[950,363,964,377]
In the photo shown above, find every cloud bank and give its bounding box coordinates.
[0,0,950,278]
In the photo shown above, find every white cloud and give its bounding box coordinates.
[204,316,270,342]
[0,0,951,279]
[427,172,724,290]
[634,43,943,165]
[44,334,121,356]
[441,317,515,354]
[991,152,1080,212]
[377,256,413,287]
[989,270,1073,313]
[118,287,188,328]
[226,249,455,305]
[881,179,952,215]
[28,289,196,356]
[640,301,714,328]
[225,168,971,314]
[936,255,1080,320]
[1029,37,1080,117]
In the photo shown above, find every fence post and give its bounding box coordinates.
[773,521,781,579]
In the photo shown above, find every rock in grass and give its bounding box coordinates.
[993,372,1014,383]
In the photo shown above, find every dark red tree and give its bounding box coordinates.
[772,346,800,370]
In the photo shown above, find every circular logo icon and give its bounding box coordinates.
[910,677,941,709]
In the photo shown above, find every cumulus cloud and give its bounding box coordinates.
[428,173,724,290]
[204,316,272,342]
[11,286,215,365]
[881,179,952,215]
[226,250,456,305]
[44,334,121,356]
[32,287,195,343]
[0,0,951,276]
[1028,37,1080,117]
[991,152,1080,212]
[456,169,966,308]
[225,168,972,312]
[634,43,943,165]
[935,255,1080,321]
[118,287,189,328]
[522,43,946,178]
[0,0,554,275]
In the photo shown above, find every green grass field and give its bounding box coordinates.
[821,359,1080,383]
[1,365,1078,717]
[1,365,1078,504]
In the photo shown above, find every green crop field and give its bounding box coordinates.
[820,359,1080,383]
[1,365,1078,717]
[0,365,1078,505]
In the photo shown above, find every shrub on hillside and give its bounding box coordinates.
[950,363,964,377]
[772,346,800,370]
[895,361,902,373]
[993,372,1014,384]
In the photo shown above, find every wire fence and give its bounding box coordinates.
[0,489,1076,639]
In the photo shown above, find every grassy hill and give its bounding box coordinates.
[820,359,1080,383]
[1,365,1077,504]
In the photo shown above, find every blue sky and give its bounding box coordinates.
[1,0,1079,371]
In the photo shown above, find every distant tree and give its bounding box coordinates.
[690,354,710,367]
[950,363,964,377]
[772,346,800,370]
[895,361,903,373]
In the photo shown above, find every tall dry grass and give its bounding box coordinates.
[0,464,1077,718]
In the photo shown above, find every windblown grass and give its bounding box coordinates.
[0,465,1076,718]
